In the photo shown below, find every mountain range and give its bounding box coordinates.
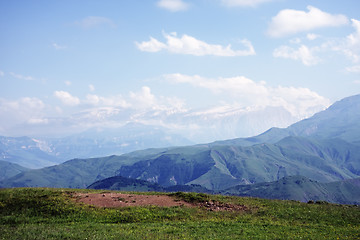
[1,94,360,204]
[0,123,192,169]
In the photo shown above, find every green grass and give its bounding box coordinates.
[1,188,359,239]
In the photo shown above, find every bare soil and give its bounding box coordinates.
[72,192,249,212]
[73,192,193,208]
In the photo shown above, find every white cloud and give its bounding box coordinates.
[64,81,72,86]
[347,19,360,45]
[271,86,330,118]
[136,37,167,52]
[341,19,360,62]
[136,32,255,56]
[89,84,95,92]
[164,73,330,118]
[307,33,319,41]
[85,94,100,105]
[312,18,360,64]
[128,86,185,112]
[52,43,67,50]
[353,80,360,84]
[28,118,49,125]
[54,91,80,106]
[273,45,321,66]
[157,0,189,12]
[221,0,274,7]
[129,86,156,108]
[267,6,348,38]
[290,38,301,44]
[0,97,46,133]
[346,65,360,73]
[84,87,185,113]
[10,72,35,81]
[0,70,4,77]
[75,16,116,29]
[273,18,360,67]
[85,94,129,108]
[164,73,267,97]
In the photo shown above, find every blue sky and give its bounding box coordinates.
[1,0,360,138]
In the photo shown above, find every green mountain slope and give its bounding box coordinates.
[222,176,360,205]
[2,136,359,190]
[0,160,29,181]
[115,137,360,190]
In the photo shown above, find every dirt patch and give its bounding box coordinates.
[73,192,193,208]
[71,192,248,212]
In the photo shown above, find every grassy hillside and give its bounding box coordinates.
[0,188,359,239]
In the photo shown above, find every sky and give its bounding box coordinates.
[1,0,360,138]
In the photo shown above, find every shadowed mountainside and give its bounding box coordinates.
[221,175,360,205]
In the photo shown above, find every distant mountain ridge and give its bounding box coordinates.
[0,136,61,169]
[0,123,192,169]
[1,94,360,205]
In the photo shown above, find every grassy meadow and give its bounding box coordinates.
[0,188,359,239]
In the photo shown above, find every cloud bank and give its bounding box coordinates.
[164,73,330,118]
[0,76,330,139]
